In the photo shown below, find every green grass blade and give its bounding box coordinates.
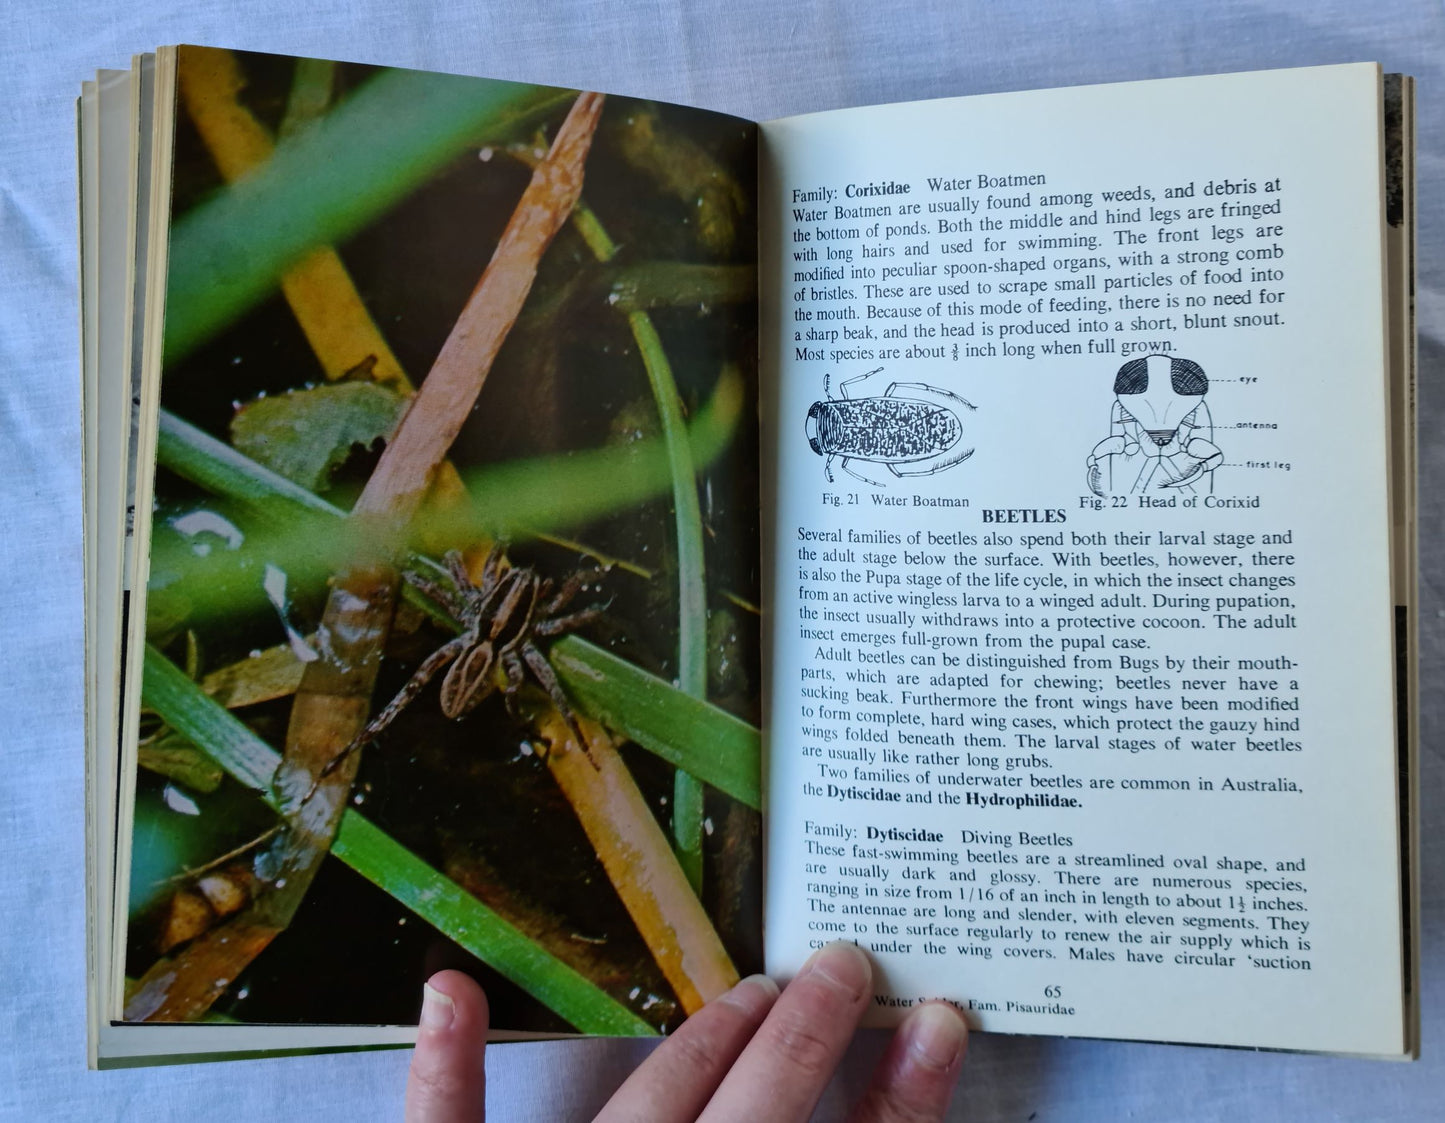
[605,262,755,312]
[279,58,337,140]
[154,368,740,539]
[148,370,741,622]
[564,202,713,888]
[550,637,760,811]
[158,410,345,517]
[626,313,708,699]
[626,301,708,893]
[143,645,281,794]
[329,816,653,1035]
[451,367,739,540]
[164,71,572,364]
[671,773,705,891]
[141,646,657,1035]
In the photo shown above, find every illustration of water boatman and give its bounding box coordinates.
[804,367,976,486]
[1086,353,1223,495]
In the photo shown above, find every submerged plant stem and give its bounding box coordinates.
[626,310,709,893]
[566,199,710,892]
[532,709,737,1013]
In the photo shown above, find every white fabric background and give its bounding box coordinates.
[2,1,1441,1118]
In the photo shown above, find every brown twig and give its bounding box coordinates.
[534,710,739,1013]
[349,92,606,530]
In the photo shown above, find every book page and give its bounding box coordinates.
[108,45,762,1058]
[759,63,1405,1054]
[84,63,144,1066]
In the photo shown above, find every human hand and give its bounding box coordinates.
[405,940,968,1121]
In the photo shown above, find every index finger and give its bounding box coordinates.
[697,941,872,1123]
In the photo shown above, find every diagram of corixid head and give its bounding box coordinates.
[1085,353,1222,496]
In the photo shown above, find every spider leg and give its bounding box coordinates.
[543,567,608,615]
[403,570,466,619]
[478,542,506,593]
[521,642,599,770]
[497,648,549,760]
[307,632,472,798]
[443,549,471,590]
[499,648,528,708]
[533,604,608,637]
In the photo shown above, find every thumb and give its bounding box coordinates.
[405,970,489,1123]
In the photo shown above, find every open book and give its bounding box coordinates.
[81,46,1417,1067]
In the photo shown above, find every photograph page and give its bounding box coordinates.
[111,45,762,1056]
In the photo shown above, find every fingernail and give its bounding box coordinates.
[420,982,455,1031]
[717,973,780,1017]
[799,940,871,999]
[903,1003,968,1070]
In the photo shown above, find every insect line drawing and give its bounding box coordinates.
[1086,353,1223,496]
[308,545,608,798]
[804,367,976,486]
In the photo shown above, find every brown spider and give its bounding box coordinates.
[310,545,607,795]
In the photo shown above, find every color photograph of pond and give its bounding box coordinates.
[123,45,762,1037]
